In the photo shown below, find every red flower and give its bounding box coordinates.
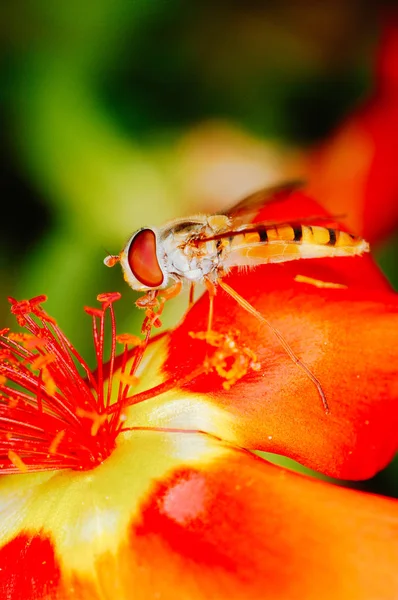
[0,191,398,599]
[2,15,398,597]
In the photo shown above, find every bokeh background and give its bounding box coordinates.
[0,1,397,494]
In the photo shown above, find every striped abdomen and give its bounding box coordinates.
[223,224,369,268]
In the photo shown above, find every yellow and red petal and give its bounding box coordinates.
[301,17,398,243]
[1,433,398,599]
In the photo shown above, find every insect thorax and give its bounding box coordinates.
[158,217,224,284]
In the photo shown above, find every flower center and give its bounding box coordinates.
[0,293,151,473]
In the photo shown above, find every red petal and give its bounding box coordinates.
[302,16,398,243]
[1,436,398,599]
[163,196,398,479]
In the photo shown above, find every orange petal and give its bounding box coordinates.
[154,188,398,481]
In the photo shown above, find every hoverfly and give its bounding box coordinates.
[104,182,369,412]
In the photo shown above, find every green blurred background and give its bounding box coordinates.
[0,0,397,494]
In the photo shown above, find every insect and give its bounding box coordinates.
[104,182,370,412]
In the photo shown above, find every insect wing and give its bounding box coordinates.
[196,179,347,245]
[221,180,305,225]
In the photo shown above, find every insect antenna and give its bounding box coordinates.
[218,280,329,414]
[103,247,120,268]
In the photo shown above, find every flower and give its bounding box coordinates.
[1,191,398,599]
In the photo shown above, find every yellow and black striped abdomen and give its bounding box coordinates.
[264,224,364,247]
[225,224,369,267]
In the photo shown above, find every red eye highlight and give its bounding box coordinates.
[128,229,164,288]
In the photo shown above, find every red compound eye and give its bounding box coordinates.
[128,229,164,288]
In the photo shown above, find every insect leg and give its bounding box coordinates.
[137,282,183,333]
[218,280,329,413]
[160,280,183,302]
[188,282,196,309]
[204,278,217,334]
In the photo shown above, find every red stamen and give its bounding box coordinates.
[97,292,122,307]
[48,430,65,455]
[0,295,127,473]
[116,333,142,346]
[0,293,208,475]
[7,450,28,472]
[106,302,117,410]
